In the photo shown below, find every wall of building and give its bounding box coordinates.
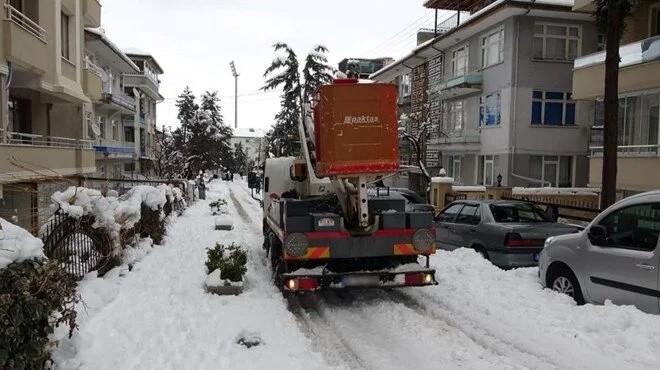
[621,1,660,44]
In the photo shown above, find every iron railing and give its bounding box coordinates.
[4,3,46,42]
[84,57,105,77]
[0,129,93,149]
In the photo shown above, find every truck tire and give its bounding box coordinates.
[269,236,284,291]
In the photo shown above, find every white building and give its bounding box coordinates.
[230,128,266,168]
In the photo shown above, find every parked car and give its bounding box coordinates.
[370,188,435,213]
[435,200,579,268]
[539,191,660,314]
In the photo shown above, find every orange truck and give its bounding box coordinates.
[262,79,437,294]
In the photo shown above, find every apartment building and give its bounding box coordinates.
[572,0,660,196]
[0,0,100,231]
[122,48,164,178]
[231,127,266,169]
[84,27,139,179]
[372,0,598,188]
[338,57,394,79]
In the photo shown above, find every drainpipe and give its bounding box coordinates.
[2,61,12,143]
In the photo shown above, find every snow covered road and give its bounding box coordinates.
[51,180,660,370]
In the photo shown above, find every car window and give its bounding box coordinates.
[456,204,481,225]
[489,203,551,223]
[437,203,464,223]
[598,203,660,251]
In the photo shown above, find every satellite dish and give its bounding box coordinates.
[91,121,101,137]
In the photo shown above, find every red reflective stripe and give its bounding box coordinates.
[305,231,351,239]
[374,229,416,237]
[308,247,329,259]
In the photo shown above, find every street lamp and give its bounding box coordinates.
[229,61,239,129]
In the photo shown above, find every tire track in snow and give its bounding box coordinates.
[390,289,568,370]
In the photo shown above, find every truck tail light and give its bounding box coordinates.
[404,273,433,286]
[286,277,318,291]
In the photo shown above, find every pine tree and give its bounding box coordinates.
[302,45,333,103]
[200,91,233,170]
[261,42,333,157]
[175,86,198,150]
[232,142,248,175]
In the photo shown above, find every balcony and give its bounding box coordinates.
[83,60,103,101]
[573,35,660,100]
[0,131,95,183]
[94,144,135,158]
[102,91,136,113]
[123,113,146,127]
[83,0,101,27]
[589,156,660,192]
[572,0,594,12]
[431,71,482,99]
[427,130,481,151]
[3,4,47,73]
[123,73,161,101]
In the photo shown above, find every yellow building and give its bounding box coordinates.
[0,0,101,232]
[572,0,660,196]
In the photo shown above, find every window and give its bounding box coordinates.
[85,111,93,139]
[616,92,660,150]
[446,100,464,131]
[456,204,481,225]
[532,91,575,126]
[124,162,135,172]
[8,96,30,134]
[533,23,581,61]
[446,155,462,183]
[490,203,551,223]
[124,126,135,143]
[112,120,119,141]
[98,116,106,139]
[529,155,573,187]
[478,155,497,186]
[61,12,70,60]
[399,74,411,98]
[481,28,504,68]
[651,5,660,37]
[598,203,660,251]
[451,45,468,77]
[437,203,464,223]
[480,92,501,126]
[114,164,122,178]
[597,34,606,52]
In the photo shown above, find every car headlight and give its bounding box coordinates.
[544,236,555,248]
[412,229,434,253]
[284,233,308,257]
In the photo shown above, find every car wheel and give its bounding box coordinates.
[473,246,488,260]
[549,268,585,305]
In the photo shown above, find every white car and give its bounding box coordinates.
[539,191,660,314]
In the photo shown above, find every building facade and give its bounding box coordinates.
[0,0,101,232]
[231,127,266,170]
[372,0,598,188]
[572,0,660,196]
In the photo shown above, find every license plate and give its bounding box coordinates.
[533,253,540,262]
[342,275,380,287]
[318,217,335,227]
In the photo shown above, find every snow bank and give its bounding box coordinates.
[404,249,660,370]
[513,187,600,195]
[215,215,234,230]
[0,217,46,269]
[453,185,486,192]
[431,176,454,184]
[122,237,154,266]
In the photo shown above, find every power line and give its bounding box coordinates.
[160,89,280,100]
[366,12,434,56]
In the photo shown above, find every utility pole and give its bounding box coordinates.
[230,61,239,129]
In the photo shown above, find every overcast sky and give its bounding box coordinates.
[102,0,442,132]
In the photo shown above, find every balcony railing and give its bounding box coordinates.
[4,4,46,42]
[429,130,481,145]
[102,92,136,111]
[94,145,135,155]
[84,57,105,77]
[430,68,482,98]
[1,130,93,149]
[590,144,660,157]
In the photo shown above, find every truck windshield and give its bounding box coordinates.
[489,203,551,223]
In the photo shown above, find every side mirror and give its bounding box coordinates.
[588,224,608,245]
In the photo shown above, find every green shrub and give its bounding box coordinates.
[0,260,78,370]
[205,243,247,282]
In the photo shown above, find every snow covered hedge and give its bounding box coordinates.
[50,184,187,271]
[0,218,78,370]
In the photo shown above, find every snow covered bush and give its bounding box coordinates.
[0,219,78,370]
[209,199,228,215]
[205,243,247,283]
